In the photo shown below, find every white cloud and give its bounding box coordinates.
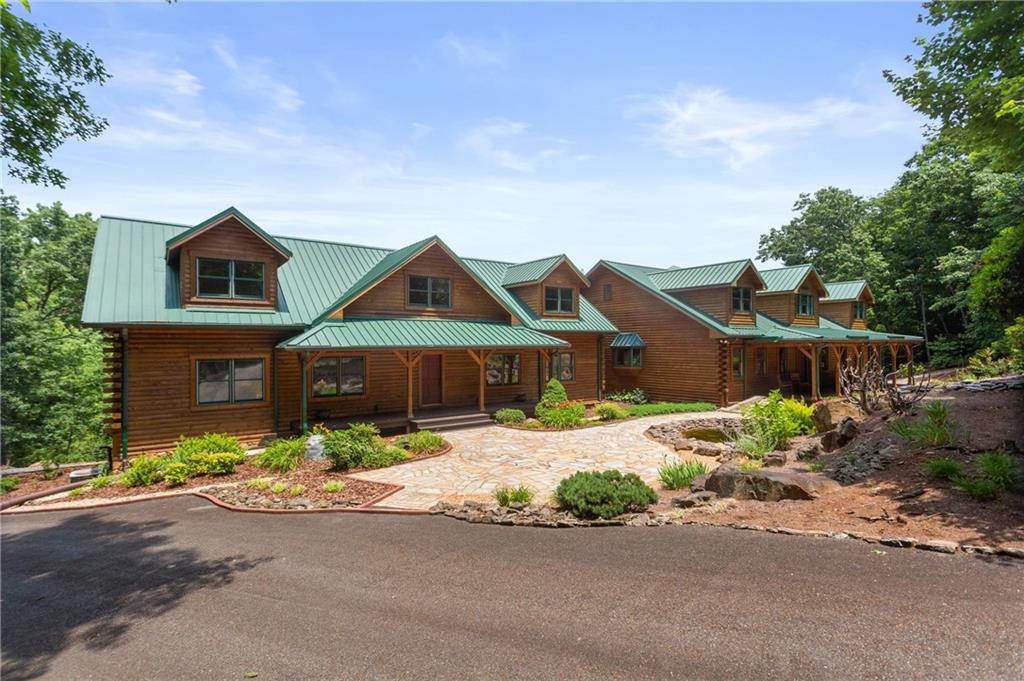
[628,85,921,170]
[437,32,508,67]
[108,54,202,97]
[461,119,565,172]
[212,39,303,111]
[411,122,433,140]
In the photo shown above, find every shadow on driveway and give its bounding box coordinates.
[1,511,271,681]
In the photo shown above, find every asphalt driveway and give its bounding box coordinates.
[2,497,1022,680]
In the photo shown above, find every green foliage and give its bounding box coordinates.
[359,446,410,470]
[39,458,59,480]
[805,460,826,472]
[345,422,380,442]
[270,482,288,495]
[626,402,716,417]
[534,379,569,421]
[658,460,708,490]
[976,451,1019,489]
[595,402,629,421]
[738,458,764,472]
[539,401,585,429]
[739,391,806,455]
[186,452,244,476]
[1,7,110,187]
[171,433,245,465]
[247,477,272,491]
[394,430,445,455]
[554,470,658,519]
[971,225,1024,323]
[780,397,815,435]
[289,484,305,497]
[924,457,963,481]
[321,424,407,471]
[88,474,115,489]
[253,437,307,473]
[120,455,164,487]
[493,485,534,506]
[67,486,87,498]
[604,388,648,405]
[0,477,17,496]
[893,401,956,447]
[955,475,1000,502]
[322,480,345,494]
[163,463,190,486]
[494,408,526,424]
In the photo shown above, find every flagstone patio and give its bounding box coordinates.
[354,411,740,509]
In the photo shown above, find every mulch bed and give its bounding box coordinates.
[1,470,79,499]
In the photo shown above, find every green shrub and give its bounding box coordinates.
[88,474,116,489]
[493,485,534,506]
[977,451,1018,489]
[68,486,88,498]
[605,388,648,405]
[924,457,963,480]
[186,452,245,476]
[360,446,410,469]
[321,430,366,471]
[163,463,190,486]
[494,408,526,424]
[595,402,629,421]
[780,397,815,435]
[534,379,569,421]
[254,437,307,473]
[891,401,956,447]
[740,390,799,453]
[540,401,586,429]
[322,480,346,493]
[289,484,306,497]
[658,460,708,490]
[247,477,272,491]
[394,430,445,455]
[171,432,245,465]
[121,455,164,487]
[270,481,288,494]
[626,402,716,417]
[955,476,1000,501]
[733,433,768,459]
[346,422,381,443]
[0,477,18,496]
[554,470,658,519]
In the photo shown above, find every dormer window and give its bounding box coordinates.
[544,286,574,314]
[854,301,865,320]
[732,287,752,312]
[796,292,815,316]
[407,275,451,308]
[197,258,265,299]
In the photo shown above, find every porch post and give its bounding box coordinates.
[889,343,898,386]
[905,343,914,385]
[272,349,279,433]
[831,344,842,396]
[299,351,309,433]
[466,349,489,412]
[811,346,819,401]
[406,351,414,419]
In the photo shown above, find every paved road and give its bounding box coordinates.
[2,498,1022,681]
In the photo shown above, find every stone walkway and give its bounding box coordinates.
[354,411,740,510]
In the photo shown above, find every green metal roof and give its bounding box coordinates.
[165,206,293,259]
[278,318,570,350]
[819,315,921,341]
[754,313,923,343]
[647,259,763,291]
[501,254,589,287]
[822,280,873,302]
[758,264,819,294]
[610,332,645,348]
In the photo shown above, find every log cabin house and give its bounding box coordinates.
[83,207,617,467]
[585,260,922,407]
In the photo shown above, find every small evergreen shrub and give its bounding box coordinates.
[121,455,164,487]
[494,408,526,425]
[493,485,534,506]
[534,379,569,421]
[554,470,658,519]
[924,457,962,480]
[540,401,586,429]
[0,477,18,496]
[163,463,190,486]
[626,402,716,417]
[360,446,410,469]
[186,452,244,476]
[394,430,446,454]
[595,402,629,421]
[254,437,307,473]
[658,460,708,490]
[171,432,245,465]
[605,388,648,405]
[322,481,346,493]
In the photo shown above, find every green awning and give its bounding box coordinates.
[610,332,645,348]
[279,318,570,350]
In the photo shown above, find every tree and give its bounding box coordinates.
[884,2,1024,172]
[970,222,1024,323]
[1,4,109,187]
[0,197,104,465]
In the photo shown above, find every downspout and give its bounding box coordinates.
[120,327,128,470]
[300,352,309,434]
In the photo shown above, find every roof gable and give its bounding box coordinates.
[502,255,589,288]
[648,259,765,291]
[757,264,827,296]
[165,207,292,260]
[822,280,874,303]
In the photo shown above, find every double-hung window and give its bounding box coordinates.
[196,258,265,299]
[485,354,521,386]
[796,292,815,316]
[732,287,752,313]
[731,347,744,378]
[613,348,642,368]
[550,351,575,382]
[544,287,574,314]
[196,358,264,405]
[854,301,865,320]
[407,276,451,308]
[311,356,366,397]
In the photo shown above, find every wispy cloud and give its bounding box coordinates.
[627,85,921,169]
[212,39,303,111]
[461,119,567,172]
[107,54,202,97]
[437,31,508,68]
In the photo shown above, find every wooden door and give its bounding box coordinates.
[420,354,443,405]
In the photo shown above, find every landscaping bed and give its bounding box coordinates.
[0,469,80,500]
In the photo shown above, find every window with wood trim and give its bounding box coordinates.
[796,292,815,316]
[407,275,451,308]
[854,301,865,320]
[732,287,752,312]
[312,356,366,397]
[613,347,642,368]
[731,346,744,378]
[778,348,788,375]
[485,353,520,386]
[196,358,264,405]
[755,348,767,376]
[544,286,574,314]
[603,283,613,300]
[550,351,575,382]
[196,258,265,299]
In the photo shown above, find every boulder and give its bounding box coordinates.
[820,430,841,452]
[704,464,839,501]
[837,417,859,446]
[795,442,822,461]
[689,474,709,492]
[304,434,325,460]
[672,490,718,508]
[690,440,734,459]
[811,400,861,433]
[763,451,787,467]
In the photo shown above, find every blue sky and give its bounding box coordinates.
[8,2,931,269]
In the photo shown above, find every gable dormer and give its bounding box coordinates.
[755,264,828,326]
[820,280,874,329]
[647,259,765,326]
[167,207,291,310]
[503,255,589,319]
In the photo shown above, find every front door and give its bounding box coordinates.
[420,354,443,405]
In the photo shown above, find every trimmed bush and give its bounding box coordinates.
[595,402,629,421]
[254,437,307,473]
[394,430,446,455]
[658,460,708,490]
[494,408,526,425]
[605,388,648,405]
[494,485,534,506]
[554,470,657,519]
[924,457,962,480]
[171,433,245,465]
[163,463,190,486]
[540,401,586,429]
[187,452,245,476]
[121,455,164,487]
[534,379,569,421]
[626,402,716,417]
